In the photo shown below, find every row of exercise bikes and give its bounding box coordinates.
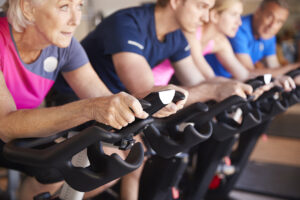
[1,67,300,200]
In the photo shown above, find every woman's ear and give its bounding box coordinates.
[20,0,35,22]
[210,9,219,24]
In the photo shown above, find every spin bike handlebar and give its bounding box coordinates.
[142,76,271,158]
[3,90,185,192]
[213,72,300,141]
[283,67,300,106]
[211,75,270,141]
[143,93,260,158]
[253,68,300,122]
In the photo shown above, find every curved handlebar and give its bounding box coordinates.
[144,95,252,158]
[3,90,185,191]
[245,76,267,90]
[143,102,212,158]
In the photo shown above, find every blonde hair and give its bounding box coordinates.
[7,0,43,32]
[213,0,243,13]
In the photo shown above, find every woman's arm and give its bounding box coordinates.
[0,70,148,142]
[62,63,112,98]
[215,37,250,81]
[0,70,89,141]
[183,30,216,79]
[183,30,238,83]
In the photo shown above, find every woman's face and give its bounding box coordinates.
[215,2,243,38]
[31,0,83,48]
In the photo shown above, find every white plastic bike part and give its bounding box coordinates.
[59,131,90,200]
[158,90,176,104]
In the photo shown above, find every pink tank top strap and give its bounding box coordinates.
[203,40,215,56]
[197,26,215,55]
[152,26,214,86]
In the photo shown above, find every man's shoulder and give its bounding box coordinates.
[98,4,155,42]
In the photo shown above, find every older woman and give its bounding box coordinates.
[0,0,187,199]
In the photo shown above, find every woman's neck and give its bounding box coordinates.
[202,23,219,45]
[12,27,49,64]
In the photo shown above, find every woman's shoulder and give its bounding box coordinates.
[212,33,228,51]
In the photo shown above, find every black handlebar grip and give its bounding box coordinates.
[245,77,265,91]
[173,91,186,103]
[138,99,152,110]
[141,90,185,115]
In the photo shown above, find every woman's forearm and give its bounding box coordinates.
[0,99,93,142]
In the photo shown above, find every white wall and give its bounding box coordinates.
[90,0,155,16]
[0,0,5,6]
[0,0,6,11]
[75,0,155,40]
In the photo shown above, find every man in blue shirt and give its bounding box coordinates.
[230,0,288,70]
[81,3,191,94]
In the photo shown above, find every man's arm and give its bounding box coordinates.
[112,52,188,117]
[172,56,253,104]
[235,53,255,70]
[112,50,254,108]
[262,54,281,68]
[112,52,156,98]
[112,52,204,104]
[250,55,299,76]
[172,56,206,86]
[235,52,299,76]
[184,79,253,105]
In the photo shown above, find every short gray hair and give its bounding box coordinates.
[7,0,43,32]
[260,0,289,11]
